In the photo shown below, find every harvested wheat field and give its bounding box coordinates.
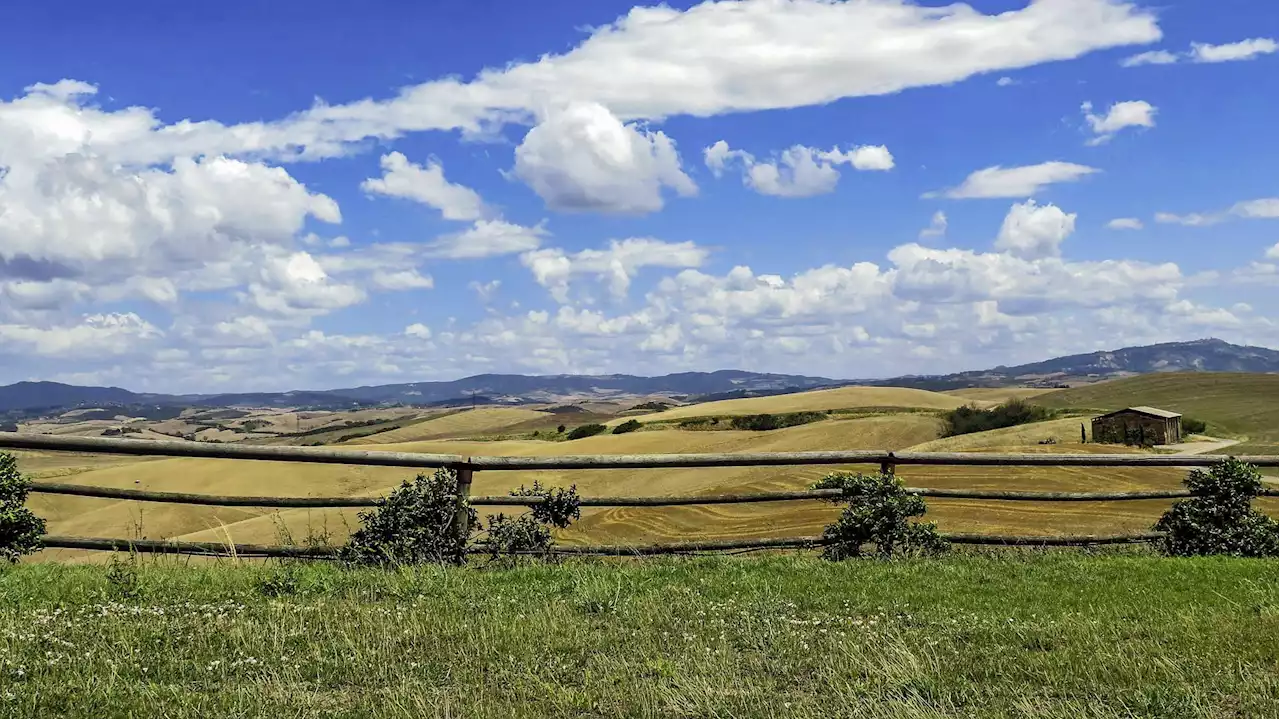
[610,385,975,425]
[339,407,546,444]
[942,387,1058,403]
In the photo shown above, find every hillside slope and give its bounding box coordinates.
[610,386,973,425]
[1033,373,1278,453]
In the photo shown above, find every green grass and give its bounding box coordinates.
[1,552,1276,718]
[1033,373,1278,453]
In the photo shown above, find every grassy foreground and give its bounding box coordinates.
[0,552,1276,718]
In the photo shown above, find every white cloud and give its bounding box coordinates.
[1155,198,1280,226]
[1267,243,1279,261]
[1120,50,1179,66]
[1121,38,1277,66]
[1191,38,1278,63]
[425,219,548,259]
[1153,213,1210,227]
[521,238,710,302]
[926,161,1099,199]
[994,200,1076,260]
[510,102,696,214]
[918,211,947,240]
[361,152,487,221]
[704,141,893,198]
[371,269,435,291]
[0,313,162,358]
[39,0,1152,166]
[995,76,1017,86]
[247,251,367,316]
[404,323,432,339]
[1106,217,1143,230]
[1081,100,1155,145]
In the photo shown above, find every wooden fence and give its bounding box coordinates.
[2,431,1276,558]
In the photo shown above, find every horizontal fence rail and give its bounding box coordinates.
[3,432,1275,470]
[27,480,1280,508]
[40,531,1166,559]
[6,430,1275,560]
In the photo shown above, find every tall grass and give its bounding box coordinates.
[0,551,1274,718]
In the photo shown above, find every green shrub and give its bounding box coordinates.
[0,451,45,563]
[566,424,607,440]
[1181,416,1207,435]
[941,399,1053,437]
[730,411,825,431]
[340,468,473,567]
[1153,458,1278,558]
[477,482,581,561]
[612,419,642,434]
[812,472,948,560]
[510,480,581,528]
[556,424,566,434]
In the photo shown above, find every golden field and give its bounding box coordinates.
[12,373,1278,563]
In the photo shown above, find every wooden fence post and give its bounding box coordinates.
[452,463,475,548]
[880,459,896,477]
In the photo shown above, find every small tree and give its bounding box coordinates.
[812,471,947,560]
[0,452,45,563]
[1154,458,1278,558]
[340,468,473,566]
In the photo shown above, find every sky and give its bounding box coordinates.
[0,0,1276,393]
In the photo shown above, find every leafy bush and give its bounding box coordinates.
[340,468,473,567]
[812,471,947,560]
[566,424,607,440]
[1181,416,1207,435]
[941,399,1054,437]
[556,424,566,434]
[729,411,825,431]
[1153,458,1278,558]
[612,419,643,434]
[478,513,552,560]
[510,481,581,528]
[477,482,581,561]
[0,451,45,563]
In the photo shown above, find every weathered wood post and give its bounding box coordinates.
[451,461,475,551]
[880,452,896,478]
[1081,423,1087,444]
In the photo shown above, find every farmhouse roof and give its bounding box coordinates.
[1095,406,1182,420]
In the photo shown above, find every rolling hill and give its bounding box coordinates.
[1032,372,1279,454]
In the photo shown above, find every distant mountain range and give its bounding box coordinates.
[861,338,1279,391]
[1,338,1275,415]
[0,370,841,415]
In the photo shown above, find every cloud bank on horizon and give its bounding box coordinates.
[0,0,1275,392]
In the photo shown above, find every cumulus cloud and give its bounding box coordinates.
[994,200,1076,259]
[34,0,1154,165]
[926,161,1098,199]
[0,313,162,358]
[511,102,696,214]
[521,238,710,302]
[361,152,487,221]
[1081,100,1156,145]
[995,76,1018,86]
[247,252,367,316]
[1106,217,1144,230]
[704,141,893,197]
[918,211,947,240]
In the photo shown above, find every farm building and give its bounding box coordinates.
[1091,406,1182,446]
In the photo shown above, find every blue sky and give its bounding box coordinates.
[0,0,1275,392]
